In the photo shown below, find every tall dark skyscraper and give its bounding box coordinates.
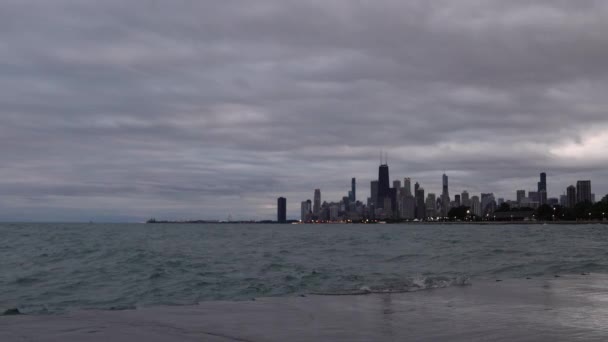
[313,189,321,216]
[351,178,356,202]
[377,163,390,209]
[567,185,576,208]
[576,180,592,204]
[538,172,547,192]
[415,186,426,220]
[277,197,287,223]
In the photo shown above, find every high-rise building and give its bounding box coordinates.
[516,190,526,204]
[454,194,461,207]
[300,200,311,221]
[377,164,390,209]
[393,180,401,191]
[441,174,450,217]
[560,194,567,207]
[461,191,470,207]
[576,180,592,204]
[528,191,539,203]
[277,197,287,223]
[351,178,356,202]
[567,185,576,208]
[539,190,547,206]
[481,193,496,215]
[401,196,416,220]
[416,187,426,220]
[471,196,481,216]
[538,172,547,192]
[403,178,412,196]
[313,189,321,216]
[370,181,378,207]
[426,193,437,218]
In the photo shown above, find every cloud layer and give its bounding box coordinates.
[1,1,608,221]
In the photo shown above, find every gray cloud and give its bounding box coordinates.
[1,0,608,221]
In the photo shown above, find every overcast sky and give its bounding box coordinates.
[1,0,608,222]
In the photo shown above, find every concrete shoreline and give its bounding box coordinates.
[3,274,608,341]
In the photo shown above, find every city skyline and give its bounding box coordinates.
[290,160,601,222]
[2,2,608,222]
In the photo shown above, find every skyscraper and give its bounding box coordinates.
[300,200,311,221]
[426,193,437,218]
[351,178,356,203]
[454,194,461,207]
[377,163,390,209]
[370,181,378,207]
[313,189,321,216]
[441,174,450,217]
[416,187,426,220]
[277,197,287,223]
[403,178,412,196]
[567,185,576,208]
[516,190,526,204]
[576,180,592,204]
[471,196,481,216]
[461,191,470,207]
[538,172,547,192]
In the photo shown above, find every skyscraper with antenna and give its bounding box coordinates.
[377,152,390,210]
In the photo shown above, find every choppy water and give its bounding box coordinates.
[1,223,608,314]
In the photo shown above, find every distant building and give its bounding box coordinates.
[415,187,426,220]
[370,180,379,208]
[548,198,559,206]
[300,200,311,221]
[461,191,470,207]
[528,191,539,203]
[576,181,592,204]
[516,190,526,204]
[538,172,547,192]
[471,196,481,216]
[329,205,340,222]
[401,195,416,220]
[441,174,450,217]
[351,178,356,203]
[455,194,461,207]
[277,197,287,223]
[377,164,390,209]
[426,193,437,218]
[560,194,567,207]
[313,189,321,216]
[403,178,412,196]
[481,193,496,215]
[539,190,547,206]
[566,185,576,208]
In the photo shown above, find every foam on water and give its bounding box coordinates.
[1,223,608,314]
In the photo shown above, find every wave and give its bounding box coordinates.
[310,275,470,296]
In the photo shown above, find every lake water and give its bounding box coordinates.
[2,223,608,314]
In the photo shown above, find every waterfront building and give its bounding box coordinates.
[351,178,356,203]
[528,191,539,203]
[516,190,526,204]
[471,196,481,216]
[576,180,592,203]
[539,190,547,206]
[481,193,496,215]
[441,174,450,217]
[403,178,412,196]
[401,195,416,219]
[377,163,390,209]
[567,185,576,208]
[370,181,378,208]
[461,191,470,207]
[300,200,311,221]
[538,172,547,192]
[415,187,426,220]
[313,189,321,216]
[329,205,340,222]
[426,193,437,218]
[455,194,461,207]
[560,194,567,207]
[277,197,287,223]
